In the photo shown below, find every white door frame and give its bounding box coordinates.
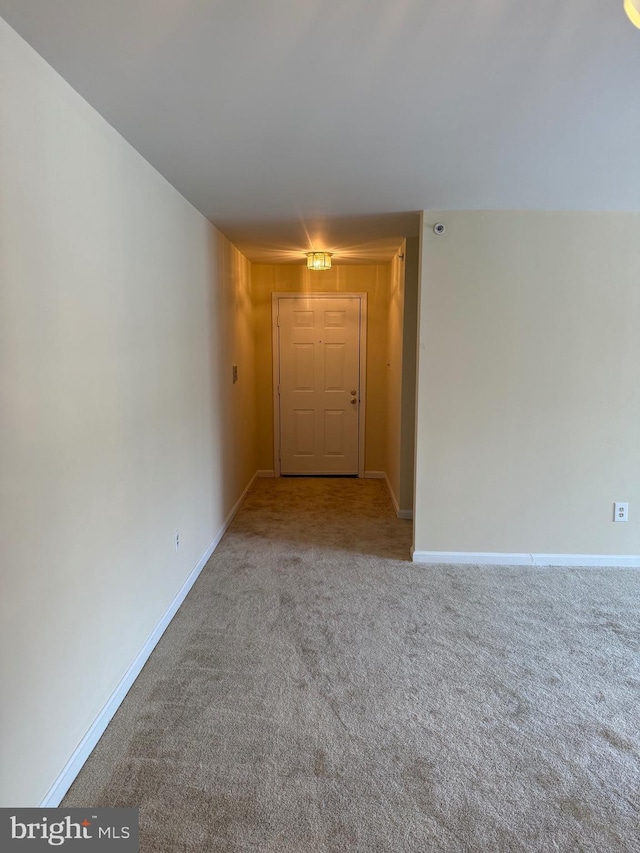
[272,292,368,478]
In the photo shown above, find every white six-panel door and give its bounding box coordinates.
[275,294,364,475]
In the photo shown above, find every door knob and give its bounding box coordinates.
[350,390,357,396]
[350,398,357,405]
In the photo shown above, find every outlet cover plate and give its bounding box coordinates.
[614,502,628,522]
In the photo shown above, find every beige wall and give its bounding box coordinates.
[415,210,640,556]
[251,264,391,473]
[0,20,256,806]
[385,246,405,507]
[399,236,419,514]
[384,238,419,517]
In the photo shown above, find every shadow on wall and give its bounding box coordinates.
[206,230,258,529]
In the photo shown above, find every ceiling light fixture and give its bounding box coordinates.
[306,251,332,271]
[625,0,640,28]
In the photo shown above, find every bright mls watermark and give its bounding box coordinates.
[1,809,138,850]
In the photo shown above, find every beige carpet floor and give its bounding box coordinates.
[63,477,640,852]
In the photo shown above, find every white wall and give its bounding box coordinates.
[415,210,640,559]
[0,19,256,806]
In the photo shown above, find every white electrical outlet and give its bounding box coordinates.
[175,530,180,551]
[613,502,628,522]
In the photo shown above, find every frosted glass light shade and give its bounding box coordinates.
[625,0,640,28]
[306,252,332,271]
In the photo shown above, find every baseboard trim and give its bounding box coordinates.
[257,469,275,478]
[226,471,258,523]
[39,472,257,808]
[383,472,400,516]
[411,551,640,567]
[365,471,413,520]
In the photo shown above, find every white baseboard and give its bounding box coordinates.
[40,472,257,808]
[411,551,640,568]
[365,471,413,520]
[257,469,275,478]
[383,473,400,515]
[226,471,258,522]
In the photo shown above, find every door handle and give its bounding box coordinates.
[350,390,357,396]
[350,398,357,405]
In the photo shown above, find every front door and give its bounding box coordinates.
[275,294,365,475]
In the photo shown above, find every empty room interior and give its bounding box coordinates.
[1,2,639,851]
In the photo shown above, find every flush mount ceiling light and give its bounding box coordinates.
[625,0,640,28]
[306,251,332,271]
